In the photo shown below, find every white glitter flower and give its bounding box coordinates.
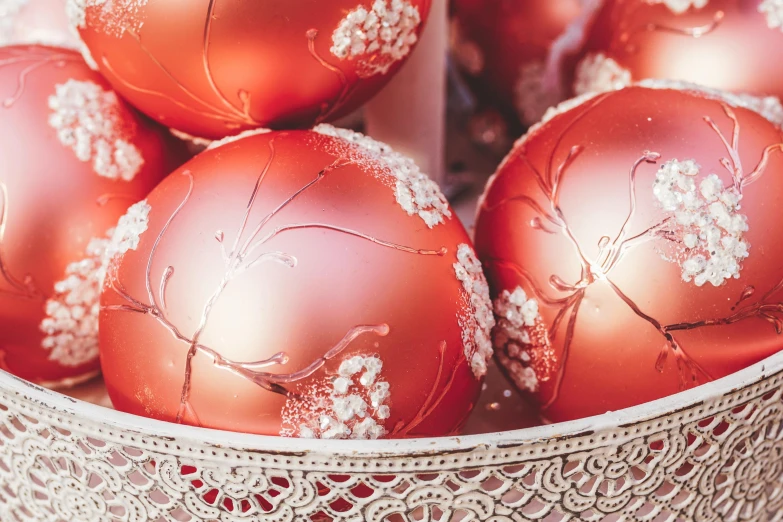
[105,200,151,260]
[313,124,452,228]
[573,52,633,96]
[40,200,151,367]
[493,287,555,394]
[48,79,144,181]
[0,0,27,44]
[40,238,106,367]
[644,0,709,13]
[66,0,147,37]
[759,0,783,32]
[331,0,421,77]
[653,159,749,287]
[453,244,495,379]
[281,354,391,440]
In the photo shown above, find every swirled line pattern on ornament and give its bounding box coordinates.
[493,287,555,393]
[70,0,262,134]
[453,244,495,378]
[330,0,422,78]
[313,124,452,228]
[644,0,709,14]
[103,132,454,431]
[0,182,40,300]
[0,49,61,300]
[48,79,144,181]
[573,52,632,96]
[759,0,783,31]
[40,200,150,368]
[281,354,391,439]
[484,91,783,407]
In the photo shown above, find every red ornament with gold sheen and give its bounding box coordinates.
[67,0,432,140]
[0,44,187,386]
[98,127,494,439]
[573,0,783,108]
[450,0,586,128]
[475,83,783,423]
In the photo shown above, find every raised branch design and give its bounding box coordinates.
[104,134,449,430]
[484,96,783,408]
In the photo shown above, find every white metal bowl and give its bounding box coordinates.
[0,350,781,522]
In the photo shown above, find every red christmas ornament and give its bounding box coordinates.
[450,0,594,129]
[0,0,79,48]
[66,0,432,140]
[99,127,494,438]
[475,82,783,423]
[0,44,187,387]
[573,0,783,123]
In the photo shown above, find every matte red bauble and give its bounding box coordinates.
[0,0,79,48]
[0,44,187,386]
[450,0,588,128]
[67,0,432,140]
[573,0,783,114]
[475,82,783,423]
[99,127,494,439]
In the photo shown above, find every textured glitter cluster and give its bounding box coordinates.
[40,237,105,367]
[282,355,391,440]
[313,124,452,228]
[40,200,151,367]
[66,0,147,37]
[48,79,144,181]
[644,0,709,14]
[331,0,421,77]
[759,0,783,32]
[0,0,26,44]
[573,52,632,96]
[653,159,749,287]
[493,287,554,393]
[453,244,495,379]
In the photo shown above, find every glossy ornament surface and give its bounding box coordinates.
[0,0,79,48]
[0,44,186,386]
[475,82,783,422]
[67,0,432,140]
[450,0,592,129]
[99,127,493,438]
[573,0,783,115]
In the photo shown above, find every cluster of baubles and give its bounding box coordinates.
[1,0,783,440]
[452,0,783,145]
[0,0,503,440]
[454,0,783,423]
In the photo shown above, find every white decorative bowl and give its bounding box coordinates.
[0,350,781,522]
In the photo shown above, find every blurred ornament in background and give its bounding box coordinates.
[0,44,187,387]
[572,0,783,122]
[99,127,494,439]
[475,81,783,423]
[67,0,433,140]
[450,0,601,152]
[0,0,79,48]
